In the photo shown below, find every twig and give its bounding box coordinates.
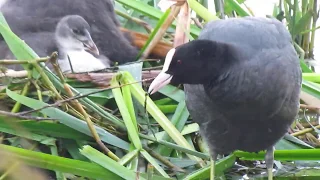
[139,134,210,159]
[143,144,185,173]
[300,104,320,112]
[173,2,190,47]
[11,72,32,113]
[115,10,153,33]
[49,53,65,83]
[67,83,120,160]
[50,55,120,161]
[30,53,63,100]
[295,121,320,146]
[142,65,164,71]
[292,122,320,137]
[0,57,49,65]
[0,110,55,120]
[0,69,28,78]
[18,77,155,116]
[191,17,203,29]
[142,59,162,62]
[140,5,181,59]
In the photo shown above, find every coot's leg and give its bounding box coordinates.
[265,147,275,180]
[210,152,218,180]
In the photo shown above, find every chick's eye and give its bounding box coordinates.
[72,29,81,34]
[177,60,182,64]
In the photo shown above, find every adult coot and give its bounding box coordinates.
[0,0,138,64]
[148,17,302,180]
[2,15,111,73]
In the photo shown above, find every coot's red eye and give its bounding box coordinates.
[177,60,182,64]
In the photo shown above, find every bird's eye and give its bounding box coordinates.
[177,60,182,64]
[72,29,81,34]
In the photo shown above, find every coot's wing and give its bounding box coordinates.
[204,46,302,123]
[198,17,292,61]
[199,17,301,122]
[0,32,58,71]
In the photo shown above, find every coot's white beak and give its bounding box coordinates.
[148,72,173,95]
[148,48,176,95]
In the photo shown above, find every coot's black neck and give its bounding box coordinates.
[190,40,238,85]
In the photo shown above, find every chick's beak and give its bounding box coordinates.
[83,30,99,56]
[148,72,173,95]
[83,40,99,56]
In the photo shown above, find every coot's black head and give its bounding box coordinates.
[149,39,228,94]
[55,15,99,56]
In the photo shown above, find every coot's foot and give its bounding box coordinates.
[210,152,218,180]
[265,147,275,180]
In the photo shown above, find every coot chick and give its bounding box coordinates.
[54,15,112,73]
[2,15,111,73]
[0,0,138,64]
[148,17,302,180]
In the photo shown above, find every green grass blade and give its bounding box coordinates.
[188,0,219,22]
[156,101,190,156]
[152,123,199,142]
[0,144,122,179]
[234,149,320,161]
[49,144,65,180]
[6,88,130,150]
[80,145,146,180]
[140,149,170,178]
[292,10,313,36]
[62,139,90,162]
[137,8,171,59]
[283,134,314,149]
[183,154,236,180]
[111,77,142,150]
[141,134,210,159]
[158,84,186,102]
[302,80,320,99]
[0,118,91,140]
[225,0,250,17]
[118,149,139,166]
[121,72,205,166]
[115,0,201,37]
[0,117,56,146]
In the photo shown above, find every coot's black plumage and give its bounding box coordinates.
[148,17,302,179]
[0,0,138,64]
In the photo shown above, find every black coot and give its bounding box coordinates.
[148,17,302,180]
[0,0,138,64]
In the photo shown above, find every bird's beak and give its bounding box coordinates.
[83,30,99,56]
[148,72,173,95]
[148,48,176,95]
